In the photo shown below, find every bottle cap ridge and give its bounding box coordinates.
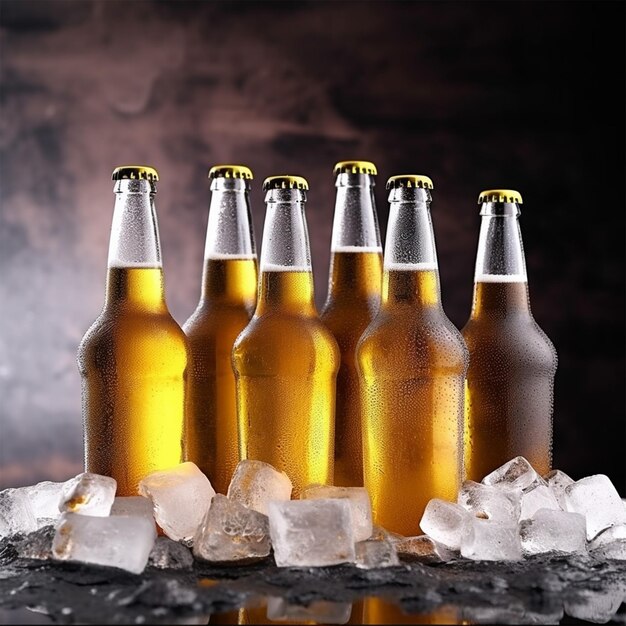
[263,175,309,191]
[208,165,253,180]
[386,175,433,190]
[478,189,523,204]
[333,160,377,176]
[111,166,159,182]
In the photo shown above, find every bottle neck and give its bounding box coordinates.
[328,172,382,301]
[382,186,441,307]
[105,179,165,309]
[470,202,530,317]
[257,187,315,315]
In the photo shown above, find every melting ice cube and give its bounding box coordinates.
[460,519,522,561]
[59,473,117,517]
[419,499,472,550]
[482,457,538,491]
[227,460,292,516]
[519,508,586,555]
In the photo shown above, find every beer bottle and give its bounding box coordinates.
[321,160,383,487]
[232,176,340,496]
[78,166,188,496]
[183,165,257,494]
[462,189,557,480]
[356,175,468,536]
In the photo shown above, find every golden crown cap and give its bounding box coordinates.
[478,189,523,204]
[386,174,433,190]
[112,166,159,181]
[263,175,309,191]
[333,160,377,176]
[208,165,253,180]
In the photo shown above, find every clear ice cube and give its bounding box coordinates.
[52,512,156,574]
[482,456,538,491]
[458,480,520,523]
[227,460,292,516]
[564,474,626,540]
[355,537,400,569]
[301,484,373,543]
[110,496,154,522]
[0,488,37,537]
[193,494,270,564]
[589,524,626,561]
[519,508,586,555]
[460,519,522,561]
[419,499,472,550]
[395,535,454,564]
[138,462,215,542]
[519,484,561,521]
[23,481,67,527]
[268,499,355,567]
[59,473,117,517]
[148,536,194,570]
[266,597,352,624]
[544,469,574,510]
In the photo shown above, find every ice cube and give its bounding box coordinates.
[419,499,472,550]
[110,496,154,522]
[0,489,37,537]
[458,480,520,523]
[519,508,586,555]
[355,537,400,569]
[482,456,538,491]
[227,460,292,516]
[395,535,454,564]
[23,481,67,527]
[266,597,352,624]
[148,536,194,570]
[564,475,626,540]
[59,473,116,517]
[370,524,404,543]
[461,519,522,561]
[193,494,270,564]
[543,469,574,510]
[268,499,355,567]
[138,462,215,542]
[52,512,156,574]
[301,484,373,542]
[519,484,561,521]
[589,524,626,561]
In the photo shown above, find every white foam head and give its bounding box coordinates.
[262,264,312,273]
[384,261,438,272]
[475,273,527,283]
[206,252,257,261]
[332,245,382,254]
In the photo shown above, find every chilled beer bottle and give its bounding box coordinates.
[321,160,382,487]
[78,166,188,496]
[232,176,340,496]
[462,189,557,480]
[357,175,468,536]
[183,165,257,494]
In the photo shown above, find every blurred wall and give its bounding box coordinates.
[0,1,624,491]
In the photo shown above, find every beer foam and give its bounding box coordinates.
[331,245,383,254]
[262,263,312,272]
[108,260,162,269]
[384,262,438,271]
[206,252,257,261]
[475,273,527,283]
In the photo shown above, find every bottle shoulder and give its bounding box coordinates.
[183,301,254,338]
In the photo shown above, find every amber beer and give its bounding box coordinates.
[321,160,383,487]
[233,176,340,495]
[357,175,468,536]
[78,166,188,496]
[183,165,257,494]
[462,189,557,480]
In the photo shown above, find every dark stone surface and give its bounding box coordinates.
[0,531,625,624]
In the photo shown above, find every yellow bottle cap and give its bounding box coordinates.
[208,165,253,180]
[111,166,159,181]
[386,175,433,190]
[262,175,309,191]
[478,189,523,204]
[333,160,377,176]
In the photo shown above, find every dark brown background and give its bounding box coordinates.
[1,1,624,492]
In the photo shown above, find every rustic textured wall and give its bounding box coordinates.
[0,1,624,490]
